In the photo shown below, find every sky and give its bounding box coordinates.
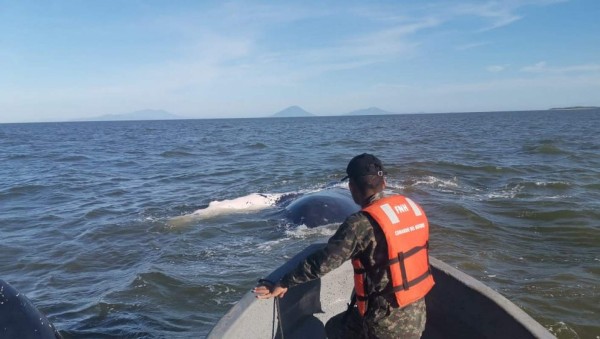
[0,0,599,123]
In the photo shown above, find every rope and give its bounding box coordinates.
[271,296,276,339]
[275,297,284,339]
[260,278,284,339]
[271,296,284,339]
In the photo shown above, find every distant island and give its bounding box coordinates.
[344,107,395,116]
[549,106,599,110]
[272,106,314,117]
[271,105,400,117]
[79,109,184,121]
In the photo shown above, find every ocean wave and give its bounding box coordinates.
[256,238,287,252]
[517,209,600,222]
[2,184,49,196]
[406,175,460,192]
[61,300,181,337]
[160,150,195,157]
[105,189,128,197]
[284,223,338,239]
[114,160,139,167]
[84,207,122,219]
[479,180,573,201]
[548,322,579,338]
[5,153,33,160]
[57,155,90,162]
[522,143,566,155]
[405,161,522,174]
[251,223,337,252]
[247,142,268,149]
[437,203,498,230]
[132,271,190,290]
[583,183,600,190]
[504,180,571,190]
[128,271,242,306]
[532,181,571,189]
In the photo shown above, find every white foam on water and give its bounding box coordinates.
[382,180,406,191]
[549,321,579,337]
[284,223,338,239]
[486,184,524,200]
[535,181,570,187]
[299,184,341,195]
[413,175,459,189]
[543,195,572,200]
[256,238,287,252]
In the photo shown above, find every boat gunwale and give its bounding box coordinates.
[208,243,554,339]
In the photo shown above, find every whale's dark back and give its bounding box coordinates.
[284,189,360,228]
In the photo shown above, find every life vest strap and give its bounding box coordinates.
[356,294,369,301]
[353,267,367,274]
[398,251,409,290]
[392,269,432,292]
[370,268,432,298]
[386,242,428,266]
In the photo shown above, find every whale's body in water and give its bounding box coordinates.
[282,189,360,228]
[169,188,360,228]
[0,279,61,339]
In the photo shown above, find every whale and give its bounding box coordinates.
[0,279,61,339]
[168,188,360,228]
[281,189,360,228]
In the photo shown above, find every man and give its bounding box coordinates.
[253,153,434,338]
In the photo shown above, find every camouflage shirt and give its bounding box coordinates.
[279,192,427,338]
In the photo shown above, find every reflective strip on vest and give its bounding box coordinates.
[379,203,400,224]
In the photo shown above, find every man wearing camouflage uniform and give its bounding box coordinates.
[254,153,431,338]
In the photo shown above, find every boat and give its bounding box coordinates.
[208,243,555,338]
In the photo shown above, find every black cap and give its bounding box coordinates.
[341,153,386,181]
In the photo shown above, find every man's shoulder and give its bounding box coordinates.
[343,211,374,230]
[345,210,367,222]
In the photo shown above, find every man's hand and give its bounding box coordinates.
[253,283,288,299]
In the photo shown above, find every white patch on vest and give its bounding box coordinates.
[405,198,422,216]
[394,204,409,214]
[395,227,411,236]
[394,223,426,236]
[380,203,400,224]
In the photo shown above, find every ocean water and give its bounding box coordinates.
[1,110,599,338]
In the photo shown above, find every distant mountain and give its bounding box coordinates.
[344,107,395,116]
[272,106,314,117]
[81,109,183,121]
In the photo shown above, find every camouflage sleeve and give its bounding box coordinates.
[279,214,365,289]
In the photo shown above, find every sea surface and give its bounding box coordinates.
[1,110,599,338]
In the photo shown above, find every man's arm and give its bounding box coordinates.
[278,214,363,289]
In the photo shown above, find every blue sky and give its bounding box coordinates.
[1,0,599,123]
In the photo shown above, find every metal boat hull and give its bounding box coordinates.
[208,244,554,338]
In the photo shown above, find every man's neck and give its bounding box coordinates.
[360,191,384,207]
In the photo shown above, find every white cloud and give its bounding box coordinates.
[455,41,489,50]
[521,61,548,72]
[458,3,521,31]
[487,65,507,72]
[449,0,568,31]
[521,61,600,73]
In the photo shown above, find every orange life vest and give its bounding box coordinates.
[352,195,434,316]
